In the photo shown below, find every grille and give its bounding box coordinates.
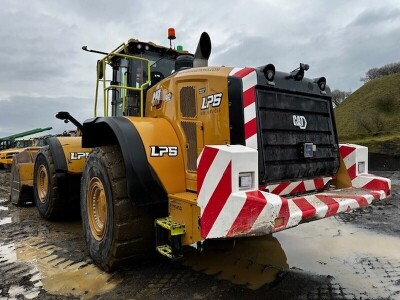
[180,86,196,118]
[256,89,339,184]
[181,121,197,171]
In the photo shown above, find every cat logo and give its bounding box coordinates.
[292,115,307,129]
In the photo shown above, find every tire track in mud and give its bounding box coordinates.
[0,242,42,299]
[0,235,121,299]
[0,196,120,299]
[1,172,400,299]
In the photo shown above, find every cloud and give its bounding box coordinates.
[1,0,400,137]
[0,95,92,137]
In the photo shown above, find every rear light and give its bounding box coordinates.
[239,172,254,190]
[314,77,327,91]
[358,161,366,174]
[263,64,275,83]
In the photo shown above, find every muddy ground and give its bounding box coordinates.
[0,170,399,300]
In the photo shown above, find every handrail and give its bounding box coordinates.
[94,51,151,117]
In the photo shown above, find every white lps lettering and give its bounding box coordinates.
[70,152,89,160]
[201,93,222,110]
[150,146,178,157]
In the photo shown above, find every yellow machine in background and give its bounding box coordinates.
[0,140,34,169]
[0,127,53,169]
[10,113,90,219]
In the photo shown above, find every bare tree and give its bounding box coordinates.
[361,62,400,82]
[331,89,351,107]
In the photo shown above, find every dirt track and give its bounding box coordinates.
[0,170,399,300]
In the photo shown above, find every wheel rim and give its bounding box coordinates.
[87,177,108,241]
[37,165,48,203]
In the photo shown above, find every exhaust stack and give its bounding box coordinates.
[193,32,212,68]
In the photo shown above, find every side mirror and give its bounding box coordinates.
[97,60,104,80]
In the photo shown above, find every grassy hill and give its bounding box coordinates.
[334,73,400,155]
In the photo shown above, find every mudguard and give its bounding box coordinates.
[45,136,90,205]
[46,136,90,174]
[82,117,185,206]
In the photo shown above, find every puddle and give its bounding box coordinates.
[275,217,400,298]
[15,236,121,299]
[182,235,288,289]
[0,217,12,225]
[183,214,400,297]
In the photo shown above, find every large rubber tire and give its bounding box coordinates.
[81,145,165,271]
[10,160,33,206]
[33,146,75,220]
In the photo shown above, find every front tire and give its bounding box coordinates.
[81,145,164,271]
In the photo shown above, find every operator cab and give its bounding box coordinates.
[95,38,192,118]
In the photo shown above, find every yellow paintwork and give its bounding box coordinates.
[10,148,41,202]
[57,137,91,174]
[145,66,234,192]
[124,117,186,194]
[94,65,236,244]
[168,192,201,245]
[87,176,108,241]
[18,163,35,187]
[143,67,234,243]
[0,147,26,166]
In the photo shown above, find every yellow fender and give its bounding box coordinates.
[82,116,186,206]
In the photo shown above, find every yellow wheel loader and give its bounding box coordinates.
[75,30,390,271]
[10,112,91,220]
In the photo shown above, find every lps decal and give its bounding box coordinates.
[150,146,178,157]
[151,89,162,108]
[292,115,307,130]
[201,92,223,110]
[70,152,89,160]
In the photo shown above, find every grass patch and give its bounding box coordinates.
[335,73,400,155]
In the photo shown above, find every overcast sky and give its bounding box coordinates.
[1,0,400,137]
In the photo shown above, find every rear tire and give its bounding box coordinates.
[33,146,76,220]
[81,145,164,271]
[10,160,33,206]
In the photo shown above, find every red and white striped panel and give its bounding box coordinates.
[339,144,391,196]
[197,145,391,240]
[229,68,258,149]
[267,177,332,196]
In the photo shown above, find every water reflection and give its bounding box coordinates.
[0,217,12,225]
[183,234,288,289]
[276,217,400,298]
